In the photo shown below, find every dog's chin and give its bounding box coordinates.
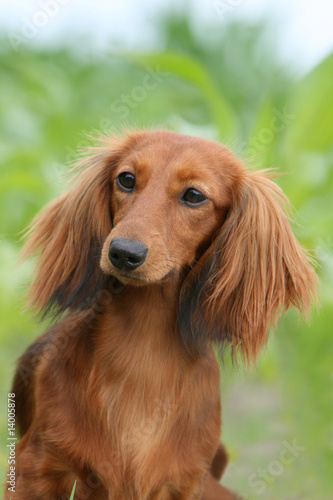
[100,264,171,287]
[110,271,150,287]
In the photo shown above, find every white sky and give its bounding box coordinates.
[0,0,332,73]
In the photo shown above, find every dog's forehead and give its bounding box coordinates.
[123,131,233,176]
[132,131,225,157]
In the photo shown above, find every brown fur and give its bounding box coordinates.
[4,130,317,499]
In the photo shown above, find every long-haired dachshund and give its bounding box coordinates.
[4,130,317,499]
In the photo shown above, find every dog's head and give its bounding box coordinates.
[99,131,236,286]
[24,130,317,361]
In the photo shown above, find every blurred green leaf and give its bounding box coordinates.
[285,53,333,151]
[125,51,236,138]
[70,481,77,500]
[245,98,280,167]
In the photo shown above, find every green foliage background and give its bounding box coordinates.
[0,12,332,500]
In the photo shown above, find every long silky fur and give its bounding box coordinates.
[22,140,126,316]
[178,170,318,364]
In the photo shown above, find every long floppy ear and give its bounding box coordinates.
[22,142,124,316]
[178,170,318,363]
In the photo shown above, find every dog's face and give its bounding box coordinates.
[100,131,240,286]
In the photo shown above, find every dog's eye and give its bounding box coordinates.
[182,188,207,206]
[117,172,135,192]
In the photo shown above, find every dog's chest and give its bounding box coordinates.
[89,307,221,489]
[100,346,184,453]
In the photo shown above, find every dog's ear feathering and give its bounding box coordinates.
[22,142,124,316]
[178,169,318,364]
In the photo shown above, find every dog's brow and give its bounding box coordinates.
[176,164,208,181]
[171,162,215,189]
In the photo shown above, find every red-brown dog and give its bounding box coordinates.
[4,130,317,499]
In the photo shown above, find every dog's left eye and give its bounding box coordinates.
[182,188,207,206]
[117,172,136,192]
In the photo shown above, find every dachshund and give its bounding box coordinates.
[4,130,317,499]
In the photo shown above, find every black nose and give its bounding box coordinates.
[109,238,148,271]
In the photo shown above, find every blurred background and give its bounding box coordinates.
[0,0,332,498]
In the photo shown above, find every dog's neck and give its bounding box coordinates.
[108,277,180,326]
[93,276,192,364]
[106,275,181,313]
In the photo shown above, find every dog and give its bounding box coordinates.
[4,130,317,499]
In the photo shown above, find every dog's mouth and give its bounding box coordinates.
[102,264,175,288]
[110,269,149,286]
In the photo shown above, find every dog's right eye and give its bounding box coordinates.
[117,172,136,192]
